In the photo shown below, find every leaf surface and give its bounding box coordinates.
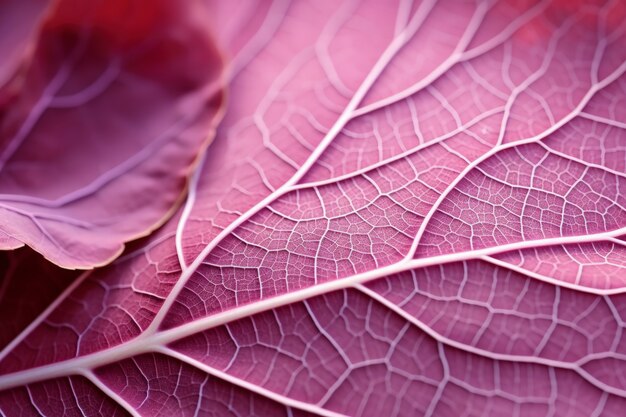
[0,0,225,269]
[1,0,626,416]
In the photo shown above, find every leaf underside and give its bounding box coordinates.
[1,0,626,416]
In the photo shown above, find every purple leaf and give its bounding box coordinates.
[0,0,225,269]
[1,0,626,416]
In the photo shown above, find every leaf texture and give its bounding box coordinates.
[0,0,225,269]
[1,0,626,416]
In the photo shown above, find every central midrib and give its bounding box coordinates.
[0,226,623,391]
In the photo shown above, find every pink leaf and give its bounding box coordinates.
[1,0,626,415]
[0,0,225,269]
